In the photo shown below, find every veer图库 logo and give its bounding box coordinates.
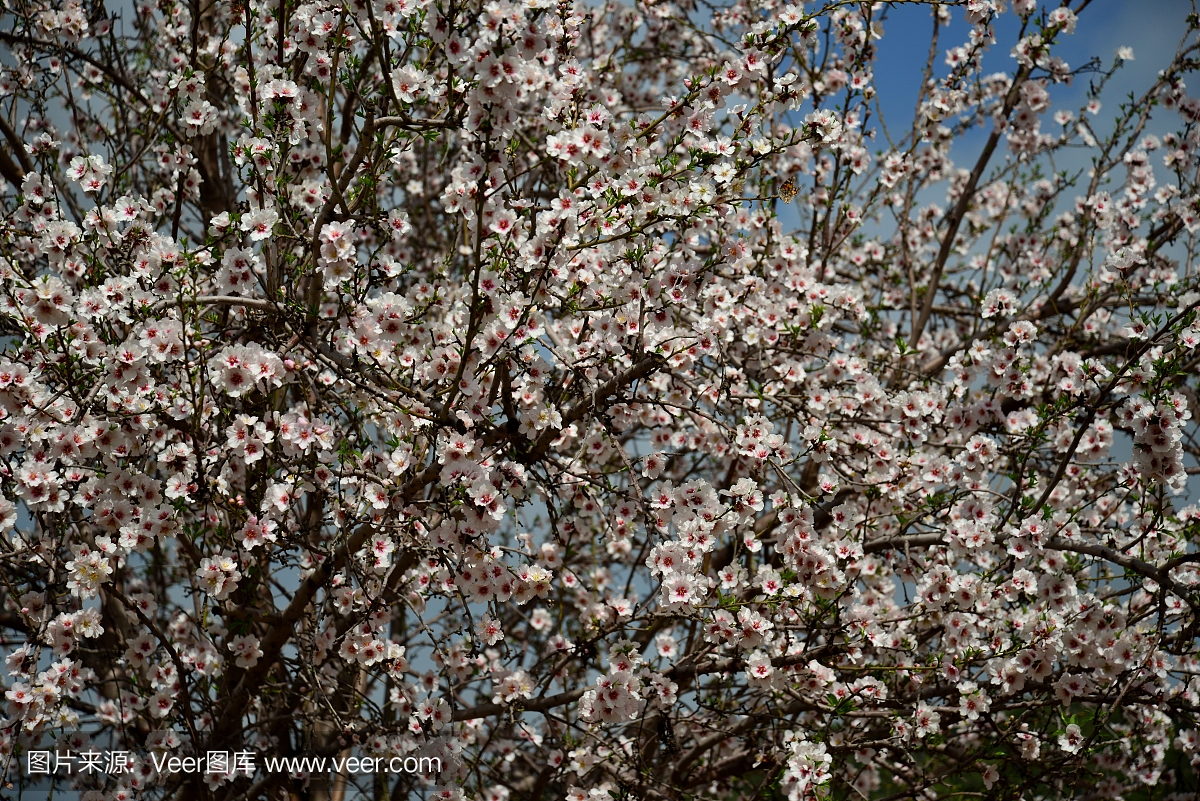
[23,749,441,779]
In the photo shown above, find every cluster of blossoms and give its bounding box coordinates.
[1,0,1200,800]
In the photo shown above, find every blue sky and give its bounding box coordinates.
[868,0,1195,146]
[857,0,1200,503]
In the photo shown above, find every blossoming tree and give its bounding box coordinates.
[2,0,1200,798]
